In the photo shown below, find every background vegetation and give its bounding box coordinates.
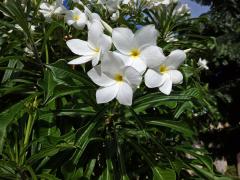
[0,0,239,179]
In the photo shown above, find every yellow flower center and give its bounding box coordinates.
[73,14,80,21]
[94,48,100,53]
[159,65,169,74]
[114,74,123,82]
[130,49,140,59]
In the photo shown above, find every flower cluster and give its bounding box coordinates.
[39,0,186,106]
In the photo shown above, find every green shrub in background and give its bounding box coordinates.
[0,0,235,179]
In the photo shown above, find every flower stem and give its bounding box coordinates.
[24,113,35,148]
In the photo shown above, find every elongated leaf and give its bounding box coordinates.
[23,165,37,180]
[71,107,107,165]
[27,143,74,164]
[99,157,113,179]
[146,120,194,137]
[84,159,96,178]
[174,101,193,118]
[133,93,190,111]
[0,94,39,153]
[176,146,213,171]
[37,173,61,180]
[27,146,60,164]
[41,21,65,55]
[152,167,176,180]
[40,69,57,103]
[128,139,175,180]
[46,60,94,86]
[46,85,94,105]
[2,60,17,83]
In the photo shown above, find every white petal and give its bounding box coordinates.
[73,22,85,29]
[66,39,94,56]
[54,7,66,15]
[159,77,172,95]
[101,52,125,77]
[92,52,101,66]
[116,82,133,106]
[141,46,166,68]
[169,70,183,84]
[40,3,51,11]
[165,49,186,69]
[130,59,147,74]
[124,66,142,88]
[144,69,163,88]
[134,25,158,48]
[76,13,87,24]
[91,13,102,21]
[87,65,115,86]
[73,7,82,14]
[122,0,130,4]
[99,34,112,52]
[87,19,104,31]
[112,27,134,54]
[113,51,131,65]
[68,56,93,64]
[96,84,119,104]
[65,14,75,25]
[88,25,103,48]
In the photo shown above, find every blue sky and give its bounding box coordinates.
[180,0,210,17]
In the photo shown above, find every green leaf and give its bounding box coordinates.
[0,1,31,38]
[27,146,60,164]
[189,165,227,180]
[152,167,176,180]
[1,59,21,83]
[98,160,113,180]
[46,85,94,105]
[39,69,57,103]
[71,107,107,165]
[176,147,213,171]
[27,143,75,165]
[174,101,193,118]
[37,173,61,180]
[46,60,94,86]
[41,21,65,56]
[146,120,194,137]
[23,165,37,180]
[84,159,96,178]
[0,95,38,153]
[133,93,189,112]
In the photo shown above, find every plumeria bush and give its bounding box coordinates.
[0,0,232,179]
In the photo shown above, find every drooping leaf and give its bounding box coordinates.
[46,60,94,87]
[146,120,194,137]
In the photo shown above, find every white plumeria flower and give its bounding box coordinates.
[149,0,171,6]
[122,0,131,4]
[144,50,186,95]
[39,0,66,22]
[111,10,120,21]
[98,0,121,13]
[175,4,191,16]
[72,0,83,5]
[87,52,142,106]
[65,8,87,29]
[84,7,104,31]
[66,27,112,66]
[112,25,162,74]
[197,58,209,70]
